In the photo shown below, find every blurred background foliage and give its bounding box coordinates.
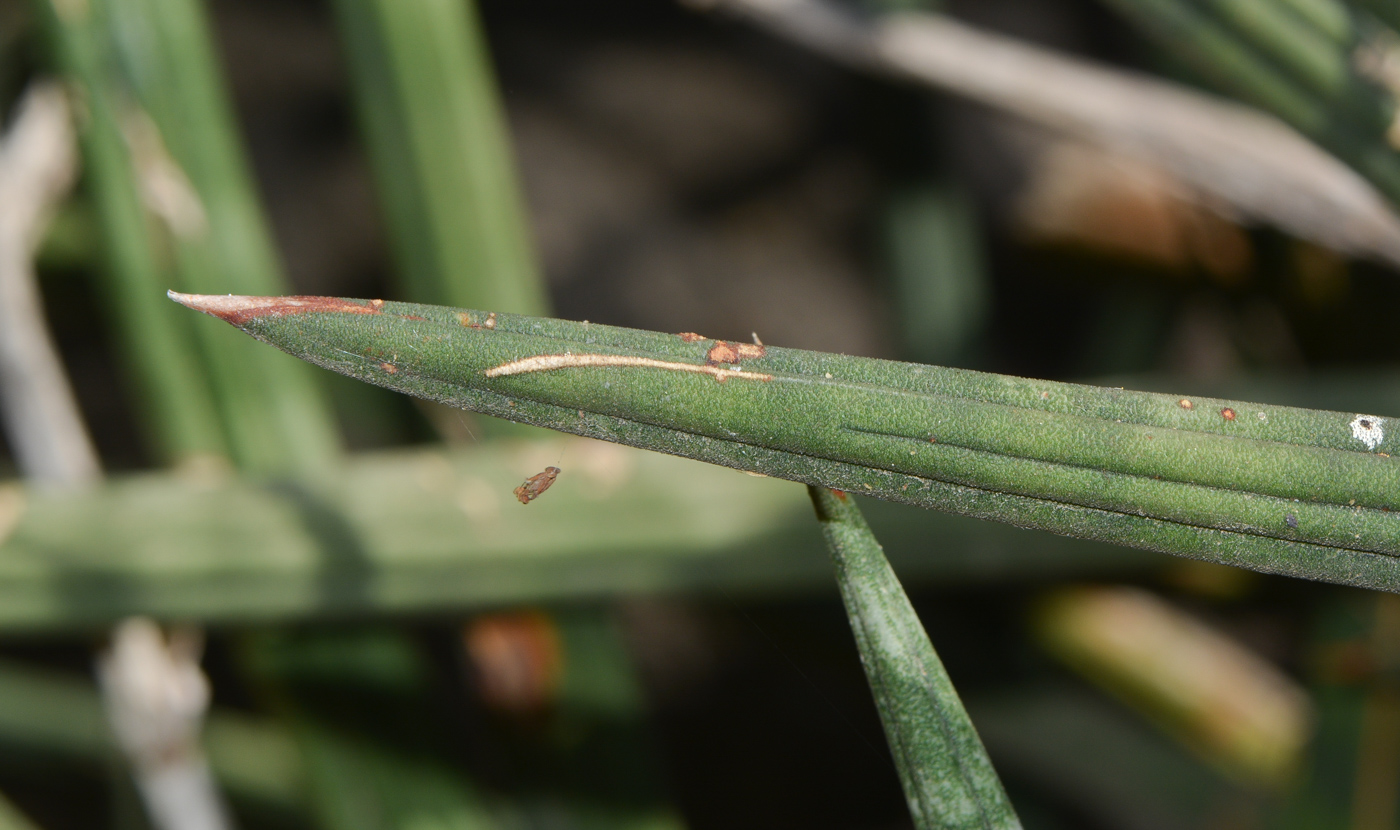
[2,0,1400,827]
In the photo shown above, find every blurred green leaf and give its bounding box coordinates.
[884,184,988,366]
[0,439,1152,630]
[330,0,546,317]
[1097,0,1400,202]
[99,0,340,473]
[34,0,226,464]
[0,792,42,830]
[0,657,306,815]
[968,684,1242,829]
[288,723,499,830]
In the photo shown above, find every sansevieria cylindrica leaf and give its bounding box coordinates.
[810,485,1021,829]
[170,293,1400,592]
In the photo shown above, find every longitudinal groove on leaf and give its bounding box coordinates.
[171,294,1400,591]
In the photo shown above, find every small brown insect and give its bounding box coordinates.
[514,466,560,504]
[1221,407,1237,421]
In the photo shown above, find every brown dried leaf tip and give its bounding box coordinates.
[706,340,767,365]
[167,292,382,326]
[514,466,560,505]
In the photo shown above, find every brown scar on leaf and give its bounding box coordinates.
[485,353,773,383]
[167,292,382,326]
[706,340,767,365]
[457,311,498,329]
[514,466,560,504]
[1221,407,1237,421]
[401,314,426,321]
[677,332,707,342]
[380,362,397,374]
[1178,399,1193,410]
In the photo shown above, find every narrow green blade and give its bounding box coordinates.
[330,0,547,315]
[0,792,41,830]
[169,293,1400,592]
[34,0,227,464]
[810,485,1020,829]
[101,0,341,473]
[1098,0,1400,202]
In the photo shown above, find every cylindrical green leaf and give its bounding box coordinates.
[34,0,227,464]
[810,485,1020,829]
[1098,0,1400,203]
[100,0,342,473]
[330,0,547,316]
[170,293,1400,592]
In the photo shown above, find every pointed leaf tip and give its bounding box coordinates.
[167,293,385,326]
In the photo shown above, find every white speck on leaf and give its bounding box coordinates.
[1351,415,1385,450]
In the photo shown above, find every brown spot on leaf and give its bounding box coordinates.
[369,298,385,309]
[1221,408,1236,421]
[167,292,382,326]
[707,341,740,364]
[706,340,767,365]
[1179,399,1193,410]
[401,314,426,321]
[380,362,397,374]
[678,332,707,342]
[457,311,498,329]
